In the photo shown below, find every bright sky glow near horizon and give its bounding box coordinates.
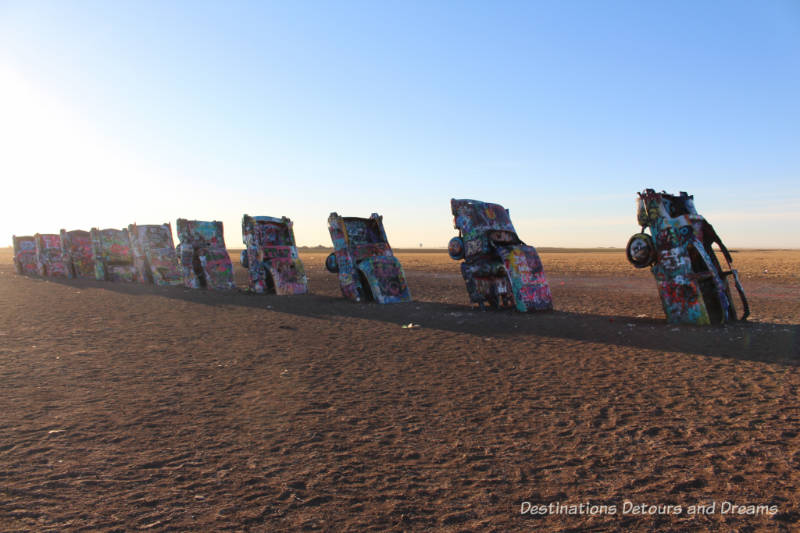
[1,1,799,249]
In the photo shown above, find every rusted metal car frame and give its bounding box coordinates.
[90,227,138,282]
[626,189,749,325]
[34,233,72,278]
[12,235,38,275]
[325,212,411,303]
[60,229,95,278]
[128,223,182,286]
[241,214,308,295]
[11,235,38,275]
[176,219,235,290]
[449,198,553,312]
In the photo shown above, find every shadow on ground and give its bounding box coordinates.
[34,271,800,366]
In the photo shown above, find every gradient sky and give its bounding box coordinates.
[1,1,798,249]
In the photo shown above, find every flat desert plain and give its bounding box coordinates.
[0,248,798,532]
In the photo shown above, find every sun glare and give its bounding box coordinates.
[0,66,179,245]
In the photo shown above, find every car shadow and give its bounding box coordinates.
[39,273,800,366]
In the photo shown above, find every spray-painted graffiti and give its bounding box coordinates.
[325,212,411,303]
[128,223,183,286]
[90,228,138,282]
[60,229,95,278]
[12,235,38,275]
[241,214,308,295]
[34,233,72,278]
[449,198,553,312]
[176,219,235,290]
[626,189,749,325]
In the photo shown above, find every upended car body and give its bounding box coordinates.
[449,199,553,312]
[128,223,183,286]
[12,235,38,275]
[176,219,235,290]
[325,212,411,303]
[34,233,72,278]
[240,214,308,295]
[60,229,95,278]
[626,189,749,325]
[90,228,139,282]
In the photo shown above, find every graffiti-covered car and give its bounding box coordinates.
[12,235,38,275]
[34,233,72,278]
[241,214,308,294]
[90,228,138,282]
[176,219,235,290]
[449,199,552,312]
[60,229,95,278]
[626,189,749,325]
[325,212,411,303]
[128,223,182,286]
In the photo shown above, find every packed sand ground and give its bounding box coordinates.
[0,249,798,531]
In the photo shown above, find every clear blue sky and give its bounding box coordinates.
[1,1,798,248]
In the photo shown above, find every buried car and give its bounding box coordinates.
[626,189,749,325]
[241,214,308,294]
[325,212,411,303]
[34,233,72,278]
[90,228,139,282]
[60,229,95,278]
[128,223,182,286]
[449,198,552,312]
[176,219,235,290]
[12,235,38,275]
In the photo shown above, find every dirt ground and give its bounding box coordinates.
[0,248,798,532]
